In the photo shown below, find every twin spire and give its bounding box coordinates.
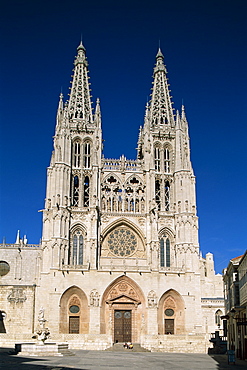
[57,43,186,132]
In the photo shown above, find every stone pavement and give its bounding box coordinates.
[0,347,247,370]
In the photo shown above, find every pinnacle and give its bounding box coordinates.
[77,41,86,51]
[156,48,164,59]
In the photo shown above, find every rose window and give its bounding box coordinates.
[108,227,137,257]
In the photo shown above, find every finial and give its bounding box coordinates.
[77,40,85,52]
[15,230,20,244]
[156,47,164,60]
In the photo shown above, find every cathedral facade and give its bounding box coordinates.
[0,43,224,352]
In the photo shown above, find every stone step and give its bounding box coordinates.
[106,343,150,352]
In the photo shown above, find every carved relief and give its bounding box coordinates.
[90,290,100,307]
[7,288,27,304]
[107,280,140,304]
[69,295,81,307]
[164,296,176,309]
[147,290,157,308]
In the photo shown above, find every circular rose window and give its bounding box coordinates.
[0,261,10,276]
[108,227,137,257]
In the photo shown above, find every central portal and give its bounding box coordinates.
[114,310,132,342]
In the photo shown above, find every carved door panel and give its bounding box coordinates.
[114,310,131,342]
[69,316,79,333]
[165,319,174,334]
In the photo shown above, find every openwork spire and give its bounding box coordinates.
[68,42,93,123]
[149,48,175,128]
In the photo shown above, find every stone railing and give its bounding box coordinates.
[102,157,141,171]
[0,243,40,249]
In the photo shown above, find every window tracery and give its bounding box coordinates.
[101,175,145,213]
[73,175,79,207]
[69,229,84,265]
[83,176,90,207]
[73,140,81,167]
[83,141,91,169]
[155,179,161,210]
[165,181,170,211]
[160,235,170,267]
[154,145,172,174]
[164,148,170,173]
[154,147,160,171]
[107,227,137,257]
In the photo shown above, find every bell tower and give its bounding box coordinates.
[137,48,199,271]
[42,42,102,271]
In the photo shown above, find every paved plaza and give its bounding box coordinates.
[0,348,247,370]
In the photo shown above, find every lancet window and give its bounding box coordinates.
[155,179,161,210]
[154,145,172,174]
[165,181,170,211]
[73,176,79,207]
[84,141,91,169]
[160,235,171,268]
[69,229,84,265]
[73,140,81,167]
[164,148,170,173]
[83,176,90,207]
[154,147,160,172]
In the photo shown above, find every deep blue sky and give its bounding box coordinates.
[0,0,246,273]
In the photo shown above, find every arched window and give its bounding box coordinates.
[164,148,170,173]
[84,142,91,169]
[73,176,79,207]
[154,147,160,172]
[160,236,171,267]
[165,181,170,211]
[155,179,161,210]
[166,238,170,267]
[73,140,81,167]
[83,176,90,207]
[69,229,83,265]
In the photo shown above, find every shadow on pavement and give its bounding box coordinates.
[0,347,86,370]
[210,354,247,369]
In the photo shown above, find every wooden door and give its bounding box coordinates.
[114,310,131,342]
[69,316,79,333]
[165,319,174,334]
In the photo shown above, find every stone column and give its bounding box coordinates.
[89,290,100,334]
[147,291,158,335]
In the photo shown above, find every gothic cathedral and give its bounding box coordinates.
[0,43,224,352]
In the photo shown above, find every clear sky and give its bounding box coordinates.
[0,0,246,273]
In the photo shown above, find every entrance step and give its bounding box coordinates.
[105,343,150,352]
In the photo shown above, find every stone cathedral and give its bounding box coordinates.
[0,43,224,352]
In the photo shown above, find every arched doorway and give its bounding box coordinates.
[59,286,89,334]
[158,289,185,335]
[100,276,145,343]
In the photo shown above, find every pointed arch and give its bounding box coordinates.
[154,145,161,172]
[72,138,81,168]
[100,219,146,259]
[100,275,146,343]
[158,227,174,269]
[83,140,91,169]
[59,285,89,334]
[158,289,185,335]
[68,224,86,265]
[101,218,145,245]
